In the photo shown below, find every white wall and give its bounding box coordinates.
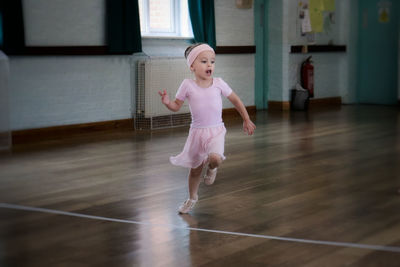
[287,0,349,100]
[9,0,255,130]
[215,55,254,108]
[11,0,118,130]
[269,0,352,102]
[9,56,131,130]
[23,0,106,46]
[0,51,11,149]
[215,0,254,46]
[215,0,254,108]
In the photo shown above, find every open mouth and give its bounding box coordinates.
[206,70,212,75]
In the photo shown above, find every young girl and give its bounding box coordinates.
[158,43,256,214]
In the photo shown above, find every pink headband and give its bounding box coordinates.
[186,44,215,67]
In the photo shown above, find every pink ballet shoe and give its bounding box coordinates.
[204,166,217,185]
[178,198,197,214]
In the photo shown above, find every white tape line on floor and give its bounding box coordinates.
[1,202,400,253]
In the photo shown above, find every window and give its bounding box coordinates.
[138,0,193,38]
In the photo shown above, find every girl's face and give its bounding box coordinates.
[190,51,215,81]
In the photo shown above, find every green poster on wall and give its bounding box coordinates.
[322,0,335,11]
[309,0,324,32]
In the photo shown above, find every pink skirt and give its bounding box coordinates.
[170,124,226,169]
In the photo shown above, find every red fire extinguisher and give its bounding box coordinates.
[301,56,314,98]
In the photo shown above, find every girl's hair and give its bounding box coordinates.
[184,43,206,59]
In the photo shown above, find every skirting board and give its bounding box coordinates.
[268,101,291,111]
[309,97,342,106]
[223,105,256,117]
[12,119,134,145]
[268,97,342,111]
[11,106,257,145]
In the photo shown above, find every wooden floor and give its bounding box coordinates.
[1,105,400,267]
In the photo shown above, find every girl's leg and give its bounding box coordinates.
[204,153,223,185]
[188,163,204,200]
[178,164,204,214]
[207,153,223,169]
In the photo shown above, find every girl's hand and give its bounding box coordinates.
[158,89,170,105]
[243,119,256,135]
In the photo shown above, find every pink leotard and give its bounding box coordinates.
[175,78,233,128]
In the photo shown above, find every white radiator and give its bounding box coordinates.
[135,57,193,130]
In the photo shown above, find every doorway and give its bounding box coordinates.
[357,0,399,105]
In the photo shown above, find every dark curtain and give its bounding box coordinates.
[188,0,216,49]
[0,0,25,54]
[106,0,142,54]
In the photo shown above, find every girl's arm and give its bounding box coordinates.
[227,92,256,135]
[158,89,184,112]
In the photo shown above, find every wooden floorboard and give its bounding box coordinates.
[0,105,400,266]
